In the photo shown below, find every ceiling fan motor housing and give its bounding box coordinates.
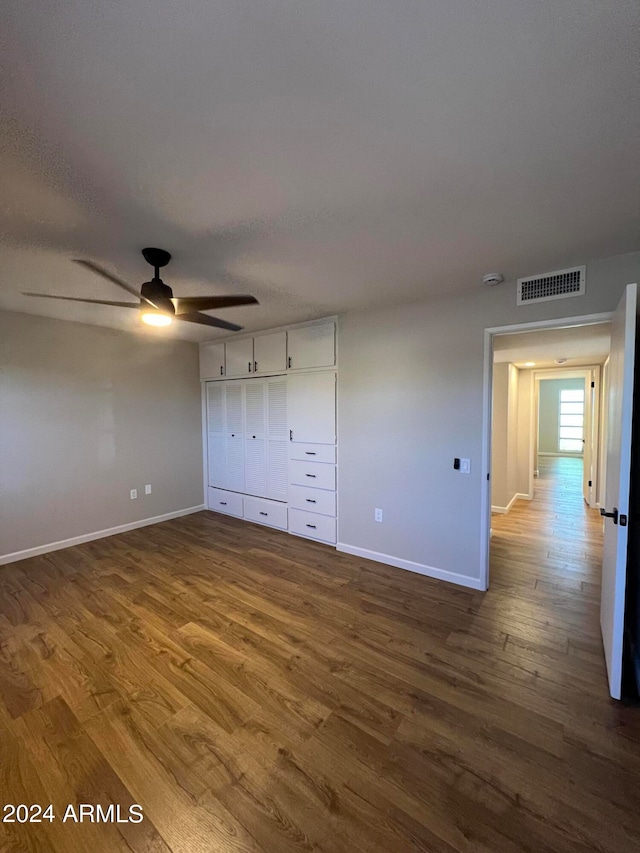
[141,278,175,314]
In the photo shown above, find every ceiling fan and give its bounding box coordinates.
[23,247,258,330]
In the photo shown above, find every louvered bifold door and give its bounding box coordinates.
[267,377,288,501]
[206,382,226,487]
[244,380,267,497]
[224,382,245,492]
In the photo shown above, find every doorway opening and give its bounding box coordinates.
[480,312,613,592]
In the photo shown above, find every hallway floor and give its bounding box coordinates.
[491,455,602,595]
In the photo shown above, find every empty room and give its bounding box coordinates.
[1,3,640,852]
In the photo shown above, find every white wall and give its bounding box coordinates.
[337,250,640,587]
[516,369,533,497]
[491,363,521,512]
[0,311,204,560]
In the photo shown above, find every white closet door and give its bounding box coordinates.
[224,383,245,492]
[244,380,267,497]
[267,377,288,501]
[288,371,336,444]
[206,382,226,487]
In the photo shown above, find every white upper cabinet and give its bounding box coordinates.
[287,322,335,370]
[254,332,287,374]
[225,338,254,377]
[200,342,225,379]
[288,371,336,445]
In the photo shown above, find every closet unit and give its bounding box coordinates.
[287,371,337,545]
[201,318,337,544]
[206,375,288,529]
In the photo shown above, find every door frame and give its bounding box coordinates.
[480,311,612,591]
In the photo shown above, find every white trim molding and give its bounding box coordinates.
[0,504,206,567]
[336,543,485,590]
[491,492,531,514]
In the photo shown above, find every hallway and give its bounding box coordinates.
[490,454,605,683]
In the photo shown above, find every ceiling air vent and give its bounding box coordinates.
[517,266,585,306]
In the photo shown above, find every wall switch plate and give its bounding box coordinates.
[374,508,383,523]
[145,484,152,495]
[130,489,138,500]
[460,458,471,474]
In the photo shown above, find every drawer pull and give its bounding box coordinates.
[306,524,317,529]
[305,451,316,455]
[305,473,316,478]
[305,498,316,503]
[259,511,268,516]
[220,501,227,505]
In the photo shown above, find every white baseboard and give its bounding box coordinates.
[491,492,518,515]
[336,543,485,591]
[492,492,532,514]
[0,505,206,567]
[538,451,583,457]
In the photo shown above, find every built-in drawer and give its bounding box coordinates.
[289,509,337,544]
[289,443,336,464]
[288,484,336,517]
[208,487,243,518]
[289,460,336,491]
[243,496,288,530]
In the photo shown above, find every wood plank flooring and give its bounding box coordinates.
[1,457,639,852]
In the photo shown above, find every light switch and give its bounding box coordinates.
[460,458,471,474]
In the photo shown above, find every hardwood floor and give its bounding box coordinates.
[1,462,639,852]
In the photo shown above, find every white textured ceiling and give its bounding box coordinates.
[493,322,611,368]
[1,1,639,340]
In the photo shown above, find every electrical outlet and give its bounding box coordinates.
[145,484,152,495]
[374,508,383,523]
[130,489,137,500]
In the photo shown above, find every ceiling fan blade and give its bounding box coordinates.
[176,312,243,331]
[171,295,258,314]
[73,259,158,308]
[22,293,140,308]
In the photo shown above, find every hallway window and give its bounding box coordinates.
[559,388,584,452]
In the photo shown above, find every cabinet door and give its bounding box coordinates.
[244,380,267,497]
[287,322,335,370]
[288,371,336,445]
[225,338,254,377]
[200,342,225,379]
[254,332,286,374]
[224,383,245,491]
[266,376,288,501]
[206,382,226,486]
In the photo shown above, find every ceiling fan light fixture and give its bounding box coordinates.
[141,310,173,327]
